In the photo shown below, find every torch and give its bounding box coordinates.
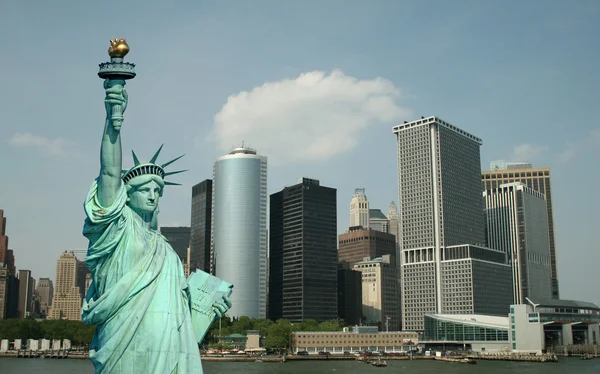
[98,38,136,130]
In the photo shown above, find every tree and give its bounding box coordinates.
[318,319,344,331]
[297,319,319,331]
[265,319,291,349]
[252,318,274,337]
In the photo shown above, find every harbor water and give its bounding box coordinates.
[1,357,599,373]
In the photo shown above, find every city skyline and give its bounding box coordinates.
[0,1,598,306]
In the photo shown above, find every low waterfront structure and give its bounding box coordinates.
[423,300,600,353]
[290,325,418,354]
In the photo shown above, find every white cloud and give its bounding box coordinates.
[509,143,549,163]
[208,69,411,165]
[9,132,72,156]
[557,128,600,164]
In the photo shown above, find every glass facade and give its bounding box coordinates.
[269,178,337,322]
[481,168,559,299]
[423,315,509,342]
[190,180,212,273]
[212,148,267,319]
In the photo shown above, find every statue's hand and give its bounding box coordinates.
[103,79,128,131]
[211,294,232,321]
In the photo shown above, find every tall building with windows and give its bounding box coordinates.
[0,210,8,268]
[337,262,362,326]
[269,178,338,322]
[37,278,54,316]
[393,116,512,331]
[160,226,191,262]
[17,270,33,318]
[484,182,552,304]
[212,146,267,319]
[190,180,212,273]
[482,162,559,299]
[0,210,18,319]
[369,209,389,233]
[353,255,400,331]
[350,188,369,229]
[338,227,396,267]
[48,251,82,321]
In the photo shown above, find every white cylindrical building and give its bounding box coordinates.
[212,146,267,318]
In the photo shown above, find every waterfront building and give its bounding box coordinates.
[36,278,54,316]
[482,162,559,299]
[393,116,512,331]
[337,262,362,326]
[350,188,369,229]
[369,209,389,233]
[212,146,267,318]
[290,326,419,354]
[269,178,337,322]
[48,251,82,321]
[484,182,552,304]
[423,299,600,353]
[353,255,400,331]
[190,179,212,273]
[160,226,191,262]
[338,227,396,267]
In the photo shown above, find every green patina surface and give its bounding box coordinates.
[81,41,232,374]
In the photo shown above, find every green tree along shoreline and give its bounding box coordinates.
[0,318,96,347]
[0,317,346,349]
[204,317,346,349]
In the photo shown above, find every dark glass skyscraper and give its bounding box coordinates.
[269,178,338,322]
[160,226,191,262]
[190,180,212,273]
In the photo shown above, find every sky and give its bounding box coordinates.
[0,1,599,305]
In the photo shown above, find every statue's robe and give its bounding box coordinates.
[81,180,203,373]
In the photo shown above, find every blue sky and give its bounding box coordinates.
[1,1,598,305]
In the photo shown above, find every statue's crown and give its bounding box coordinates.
[121,145,186,186]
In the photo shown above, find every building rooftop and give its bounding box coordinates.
[369,209,387,220]
[530,298,600,311]
[426,314,509,329]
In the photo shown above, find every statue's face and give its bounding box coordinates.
[127,180,162,214]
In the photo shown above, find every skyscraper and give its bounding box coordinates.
[337,262,362,326]
[338,227,396,267]
[484,182,552,304]
[350,188,369,229]
[0,210,18,319]
[482,162,559,299]
[353,255,400,331]
[160,226,191,262]
[0,210,8,267]
[393,116,512,331]
[37,278,54,316]
[17,270,33,318]
[269,178,338,322]
[212,146,267,318]
[369,209,389,233]
[386,201,401,270]
[190,180,212,273]
[48,251,82,321]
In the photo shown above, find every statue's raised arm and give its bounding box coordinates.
[98,79,128,208]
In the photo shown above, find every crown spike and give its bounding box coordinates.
[132,150,141,166]
[163,169,188,177]
[164,181,182,186]
[150,144,164,164]
[161,154,185,168]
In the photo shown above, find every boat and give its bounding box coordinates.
[371,359,388,367]
[581,354,594,360]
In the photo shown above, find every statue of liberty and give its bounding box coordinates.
[81,38,232,374]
